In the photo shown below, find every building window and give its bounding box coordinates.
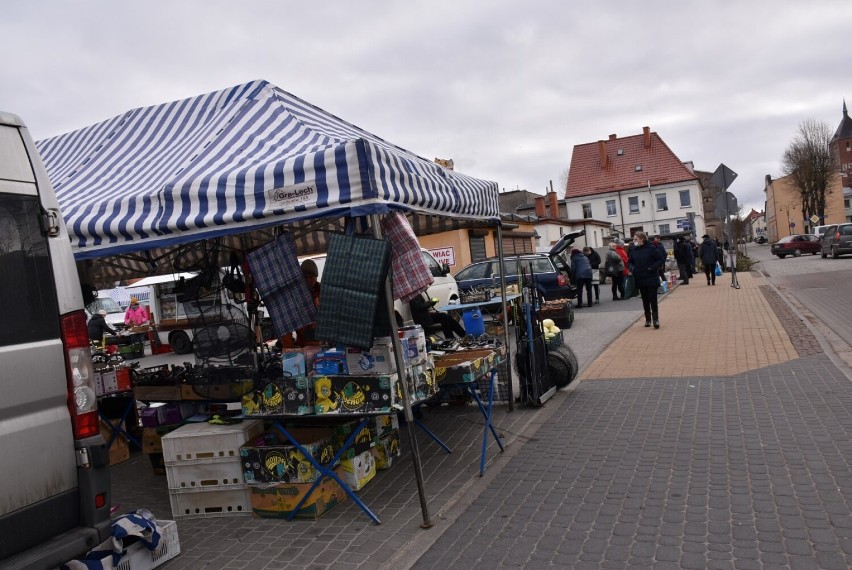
[679,190,691,208]
[658,223,670,235]
[845,198,850,208]
[606,199,617,217]
[628,196,639,214]
[656,194,668,211]
[582,203,592,218]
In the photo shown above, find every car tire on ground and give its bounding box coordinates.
[170,330,193,354]
[777,254,786,259]
[793,249,802,257]
[549,344,579,388]
[822,250,828,259]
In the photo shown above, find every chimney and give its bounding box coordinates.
[643,126,651,148]
[548,191,560,219]
[598,140,608,169]
[609,134,617,140]
[534,196,546,218]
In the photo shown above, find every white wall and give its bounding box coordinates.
[565,181,705,238]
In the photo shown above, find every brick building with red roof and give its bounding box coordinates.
[564,126,706,244]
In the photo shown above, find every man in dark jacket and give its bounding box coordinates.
[652,236,668,281]
[673,237,691,285]
[699,235,720,286]
[410,293,466,338]
[88,310,117,342]
[627,232,665,328]
[570,249,594,308]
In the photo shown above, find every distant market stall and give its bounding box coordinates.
[37,80,518,526]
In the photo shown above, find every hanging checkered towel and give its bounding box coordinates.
[381,211,434,302]
[60,509,161,569]
[248,234,317,337]
[316,233,391,349]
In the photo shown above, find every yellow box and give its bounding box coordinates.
[371,429,401,470]
[339,450,376,490]
[248,466,347,519]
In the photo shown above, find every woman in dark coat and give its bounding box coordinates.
[627,232,665,328]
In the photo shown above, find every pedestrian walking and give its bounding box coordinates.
[583,246,601,304]
[651,235,668,282]
[699,234,720,286]
[627,232,665,328]
[674,236,691,285]
[604,243,626,300]
[570,248,594,308]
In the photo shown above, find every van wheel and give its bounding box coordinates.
[170,331,192,354]
[793,249,802,257]
[832,246,839,259]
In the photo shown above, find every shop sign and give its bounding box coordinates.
[429,246,455,267]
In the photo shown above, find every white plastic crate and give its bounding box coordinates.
[169,485,252,518]
[166,457,245,490]
[116,519,180,570]
[161,420,264,464]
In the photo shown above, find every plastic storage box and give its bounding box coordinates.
[161,420,264,464]
[115,519,181,570]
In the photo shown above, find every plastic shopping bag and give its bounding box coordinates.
[714,262,722,277]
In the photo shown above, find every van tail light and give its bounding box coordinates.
[557,274,568,287]
[837,231,842,239]
[60,311,99,440]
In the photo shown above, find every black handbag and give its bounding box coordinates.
[222,252,246,297]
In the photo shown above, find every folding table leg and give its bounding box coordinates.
[272,419,381,525]
[413,418,452,454]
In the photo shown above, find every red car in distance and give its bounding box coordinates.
[770,234,821,258]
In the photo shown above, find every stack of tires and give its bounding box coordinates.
[547,343,579,389]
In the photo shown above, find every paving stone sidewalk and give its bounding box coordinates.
[411,271,852,569]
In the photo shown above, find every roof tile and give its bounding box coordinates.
[565,131,697,199]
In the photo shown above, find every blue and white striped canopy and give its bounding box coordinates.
[36,80,499,263]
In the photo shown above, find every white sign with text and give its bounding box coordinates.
[429,246,456,267]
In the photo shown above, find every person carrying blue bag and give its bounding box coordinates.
[627,231,666,329]
[698,234,721,286]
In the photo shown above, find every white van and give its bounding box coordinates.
[300,248,459,326]
[0,112,111,568]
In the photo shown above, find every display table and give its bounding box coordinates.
[436,293,520,314]
[430,348,506,476]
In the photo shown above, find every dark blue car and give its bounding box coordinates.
[453,231,583,300]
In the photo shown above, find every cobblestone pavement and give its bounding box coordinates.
[411,270,852,569]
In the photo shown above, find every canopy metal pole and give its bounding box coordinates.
[495,224,514,411]
[370,214,433,529]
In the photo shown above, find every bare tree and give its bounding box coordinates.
[558,168,569,195]
[781,119,835,225]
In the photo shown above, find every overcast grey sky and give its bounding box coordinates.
[2,1,849,215]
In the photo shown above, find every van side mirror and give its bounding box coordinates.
[441,263,450,276]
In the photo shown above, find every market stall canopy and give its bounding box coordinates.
[36,80,499,283]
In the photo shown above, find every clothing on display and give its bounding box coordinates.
[380,211,433,302]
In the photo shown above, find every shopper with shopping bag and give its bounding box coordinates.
[698,234,721,286]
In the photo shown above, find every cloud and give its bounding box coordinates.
[3,0,850,216]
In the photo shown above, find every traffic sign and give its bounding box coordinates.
[710,164,738,190]
[810,214,820,224]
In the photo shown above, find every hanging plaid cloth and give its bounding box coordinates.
[316,233,391,349]
[247,234,317,337]
[380,210,434,303]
